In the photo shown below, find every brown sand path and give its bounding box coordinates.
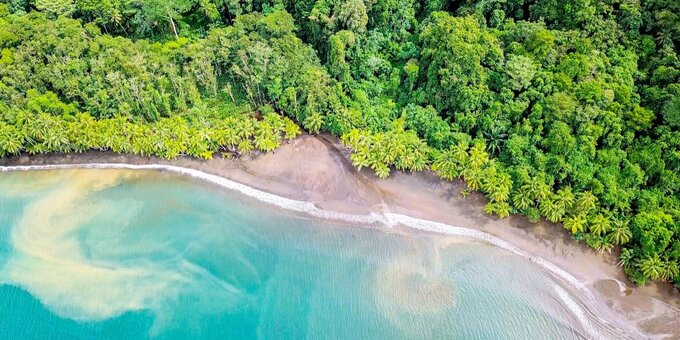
[2,134,679,338]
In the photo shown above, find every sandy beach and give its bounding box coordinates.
[2,134,679,339]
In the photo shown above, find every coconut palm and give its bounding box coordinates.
[513,186,534,211]
[386,133,406,164]
[409,149,427,172]
[432,149,458,180]
[44,120,69,151]
[540,197,564,223]
[463,167,483,191]
[554,187,575,212]
[597,237,614,254]
[618,248,635,268]
[283,119,301,140]
[527,175,551,201]
[609,220,632,245]
[589,213,611,236]
[235,118,255,139]
[263,112,285,131]
[485,201,511,218]
[639,254,665,280]
[468,141,489,169]
[0,123,24,156]
[564,214,587,234]
[576,191,597,213]
[223,127,240,148]
[303,112,324,134]
[483,124,507,156]
[341,129,363,149]
[372,162,390,179]
[350,147,370,170]
[237,139,254,155]
[254,133,279,152]
[451,141,469,165]
[491,172,512,203]
[76,113,101,150]
[662,260,680,282]
[26,112,51,141]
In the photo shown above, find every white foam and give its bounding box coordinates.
[0,163,641,339]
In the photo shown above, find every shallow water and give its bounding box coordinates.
[0,169,586,339]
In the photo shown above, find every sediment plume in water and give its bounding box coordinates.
[375,252,456,337]
[0,170,247,335]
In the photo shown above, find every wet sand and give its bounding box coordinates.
[2,134,679,339]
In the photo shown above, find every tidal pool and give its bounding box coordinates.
[0,168,589,339]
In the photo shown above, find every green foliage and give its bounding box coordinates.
[341,122,428,178]
[35,0,74,17]
[0,111,299,159]
[418,13,502,116]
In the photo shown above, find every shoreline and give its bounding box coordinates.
[1,135,679,338]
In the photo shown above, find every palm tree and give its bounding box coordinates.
[283,119,301,141]
[564,214,587,234]
[468,141,489,169]
[463,167,483,191]
[350,148,370,170]
[527,175,551,201]
[483,124,507,156]
[618,248,635,268]
[609,220,632,245]
[513,186,534,211]
[410,149,427,172]
[385,133,406,164]
[494,172,512,202]
[662,260,679,282]
[597,236,614,254]
[589,213,611,236]
[303,112,324,134]
[76,113,100,150]
[540,197,564,223]
[485,202,511,218]
[432,149,458,180]
[235,118,255,139]
[0,123,24,156]
[396,151,415,171]
[264,113,286,132]
[372,162,390,179]
[44,119,69,151]
[451,141,469,166]
[237,139,254,155]
[223,127,240,148]
[26,112,51,141]
[254,133,279,152]
[484,171,511,203]
[554,187,576,212]
[639,254,665,281]
[341,129,362,149]
[576,191,597,213]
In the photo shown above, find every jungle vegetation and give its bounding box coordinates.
[0,0,679,288]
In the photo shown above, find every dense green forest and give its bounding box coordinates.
[0,0,678,289]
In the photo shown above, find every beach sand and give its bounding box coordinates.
[2,134,679,339]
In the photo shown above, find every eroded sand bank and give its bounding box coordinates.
[1,134,679,339]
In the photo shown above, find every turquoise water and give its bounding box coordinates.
[0,169,585,339]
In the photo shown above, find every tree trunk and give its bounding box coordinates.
[168,12,178,39]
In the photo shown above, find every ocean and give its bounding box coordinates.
[0,168,585,339]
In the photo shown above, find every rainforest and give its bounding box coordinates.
[0,0,678,292]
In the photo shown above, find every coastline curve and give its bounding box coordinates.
[0,163,646,339]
